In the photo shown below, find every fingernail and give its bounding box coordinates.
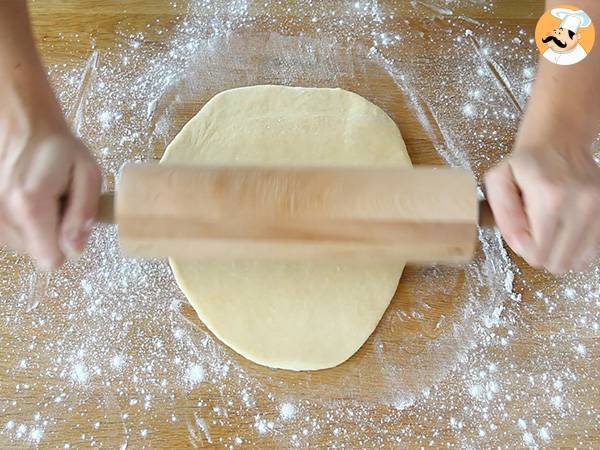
[63,236,83,261]
[512,240,530,260]
[39,257,58,272]
[38,261,52,272]
[512,241,525,257]
[84,218,94,232]
[65,245,83,261]
[61,231,84,262]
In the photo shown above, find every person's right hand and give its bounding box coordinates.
[0,122,102,271]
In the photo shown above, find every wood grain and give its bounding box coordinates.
[0,1,595,449]
[113,165,479,263]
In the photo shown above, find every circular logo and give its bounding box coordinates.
[535,4,595,66]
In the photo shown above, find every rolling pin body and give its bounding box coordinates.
[101,164,487,263]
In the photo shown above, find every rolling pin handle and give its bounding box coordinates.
[478,200,496,228]
[97,192,116,224]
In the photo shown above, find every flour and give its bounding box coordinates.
[551,395,563,409]
[70,363,90,384]
[539,426,551,442]
[15,424,27,439]
[254,416,270,435]
[462,102,476,118]
[111,354,125,370]
[0,0,597,448]
[29,427,44,443]
[279,402,297,421]
[574,343,587,356]
[522,431,535,446]
[185,363,205,385]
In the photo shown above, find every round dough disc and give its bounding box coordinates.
[161,85,411,370]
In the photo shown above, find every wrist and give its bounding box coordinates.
[517,54,600,155]
[0,76,67,141]
[514,109,598,158]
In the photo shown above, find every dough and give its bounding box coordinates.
[161,86,411,370]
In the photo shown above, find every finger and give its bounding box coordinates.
[484,162,534,258]
[0,206,24,252]
[574,241,600,273]
[15,191,64,270]
[523,183,563,268]
[546,197,593,274]
[573,223,600,272]
[0,221,25,254]
[59,157,101,259]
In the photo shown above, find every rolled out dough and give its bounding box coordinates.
[161,85,411,370]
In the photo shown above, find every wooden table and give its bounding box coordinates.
[0,1,597,448]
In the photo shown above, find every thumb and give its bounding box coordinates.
[484,161,535,259]
[59,156,102,259]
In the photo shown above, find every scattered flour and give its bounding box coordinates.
[111,354,125,370]
[279,402,297,421]
[254,416,270,435]
[538,426,551,442]
[0,1,596,448]
[462,102,476,118]
[70,363,89,384]
[522,431,535,446]
[574,343,587,356]
[29,427,44,443]
[185,363,205,385]
[550,395,563,409]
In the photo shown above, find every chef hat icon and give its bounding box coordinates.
[551,8,592,33]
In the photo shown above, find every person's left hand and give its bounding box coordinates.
[485,143,600,274]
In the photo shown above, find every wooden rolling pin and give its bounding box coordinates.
[97,164,495,263]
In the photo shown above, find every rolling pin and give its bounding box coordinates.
[97,164,495,263]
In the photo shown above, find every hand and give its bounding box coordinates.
[0,124,102,270]
[485,145,600,274]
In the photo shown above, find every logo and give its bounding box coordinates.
[535,5,595,66]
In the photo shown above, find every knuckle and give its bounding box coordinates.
[540,181,566,209]
[14,191,43,219]
[11,184,51,223]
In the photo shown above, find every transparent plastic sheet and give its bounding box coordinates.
[0,1,598,448]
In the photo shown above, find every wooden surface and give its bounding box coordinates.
[0,1,597,448]
[115,165,479,263]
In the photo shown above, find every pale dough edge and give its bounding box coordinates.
[162,85,410,370]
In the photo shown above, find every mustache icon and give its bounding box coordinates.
[542,35,567,48]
